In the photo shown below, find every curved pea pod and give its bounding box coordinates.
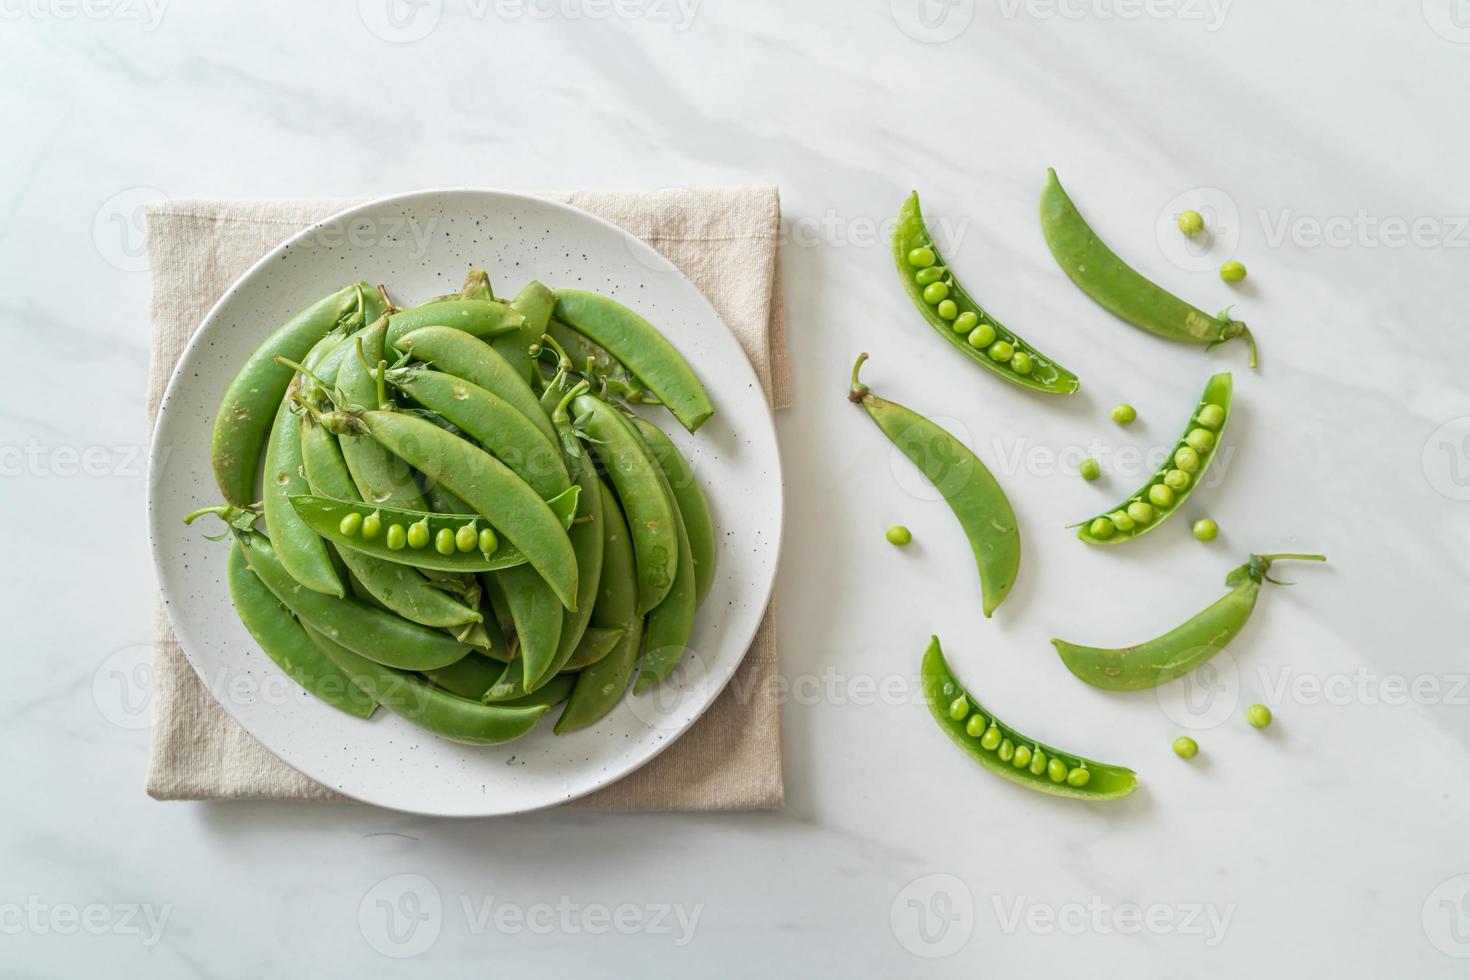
[423,651,507,701]
[227,544,376,718]
[290,486,579,573]
[557,481,644,733]
[1040,169,1257,367]
[546,319,658,403]
[633,460,697,694]
[849,354,1021,618]
[444,658,579,706]
[528,429,604,690]
[393,326,557,447]
[495,281,557,384]
[924,637,1137,801]
[560,626,625,672]
[211,282,371,505]
[241,530,469,671]
[553,289,714,432]
[894,192,1080,395]
[630,416,717,606]
[261,393,344,596]
[335,319,428,510]
[1076,373,1232,545]
[1052,553,1326,691]
[484,567,563,693]
[383,298,524,350]
[305,627,548,746]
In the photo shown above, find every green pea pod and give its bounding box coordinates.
[238,528,470,671]
[560,626,625,672]
[394,326,558,447]
[261,393,344,597]
[484,567,563,693]
[497,672,576,709]
[630,416,717,607]
[459,268,494,301]
[450,658,579,706]
[298,419,481,627]
[336,410,579,610]
[546,319,659,404]
[554,289,714,432]
[849,353,1021,618]
[335,319,428,510]
[494,281,556,385]
[573,394,679,615]
[1040,169,1257,367]
[305,627,548,746]
[423,650,507,701]
[386,366,570,499]
[290,486,580,573]
[633,460,697,695]
[894,192,1080,395]
[1052,553,1326,691]
[1076,373,1232,545]
[211,282,371,505]
[226,544,376,718]
[924,637,1137,800]
[384,298,524,351]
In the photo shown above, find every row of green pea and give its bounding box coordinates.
[337,509,498,557]
[947,694,1091,787]
[904,247,1039,376]
[1085,401,1226,539]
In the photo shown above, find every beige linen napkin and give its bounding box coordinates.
[145,187,789,810]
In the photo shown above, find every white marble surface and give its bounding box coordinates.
[4,1,1468,976]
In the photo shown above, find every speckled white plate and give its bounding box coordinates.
[147,189,783,816]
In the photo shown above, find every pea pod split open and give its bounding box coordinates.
[923,637,1137,801]
[1052,553,1326,691]
[894,192,1080,395]
[848,353,1021,617]
[1040,169,1257,367]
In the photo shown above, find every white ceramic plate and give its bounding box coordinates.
[147,189,783,816]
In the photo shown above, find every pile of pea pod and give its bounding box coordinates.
[186,270,718,745]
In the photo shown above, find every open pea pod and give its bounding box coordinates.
[1076,373,1231,544]
[289,486,580,573]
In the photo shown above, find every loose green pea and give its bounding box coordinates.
[966,324,997,349]
[455,524,478,552]
[1174,446,1201,472]
[1148,483,1175,508]
[1177,209,1205,237]
[1111,403,1137,425]
[953,311,978,333]
[980,725,1002,751]
[998,738,1015,762]
[1220,260,1247,283]
[434,527,455,555]
[1192,518,1219,542]
[907,246,936,269]
[1089,517,1115,539]
[1079,458,1101,482]
[936,299,958,320]
[987,340,1014,363]
[1185,428,1216,452]
[915,266,945,286]
[361,511,382,540]
[1046,758,1068,783]
[1126,501,1154,525]
[1197,404,1226,429]
[338,511,363,536]
[922,281,950,305]
[886,525,912,547]
[1163,469,1191,491]
[1010,351,1034,375]
[406,519,430,549]
[965,714,986,738]
[1109,510,1135,532]
[1246,703,1272,728]
[949,696,969,721]
[1011,744,1032,769]
[1173,736,1198,759]
[385,524,407,551]
[1029,750,1047,776]
[1066,767,1090,787]
[478,527,498,553]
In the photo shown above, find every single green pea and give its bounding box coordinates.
[338,511,363,536]
[1148,483,1175,508]
[980,725,1002,751]
[1029,750,1047,776]
[936,299,959,320]
[1185,428,1216,452]
[1011,744,1032,769]
[385,524,407,551]
[406,519,431,549]
[953,311,978,333]
[1173,736,1198,759]
[1126,500,1154,525]
[915,266,945,286]
[1079,458,1101,482]
[922,281,950,305]
[886,525,912,547]
[1163,469,1191,491]
[948,696,970,721]
[1066,767,1090,787]
[361,511,383,540]
[1010,351,1034,375]
[1177,210,1205,237]
[987,340,1014,363]
[1174,446,1201,472]
[1220,260,1247,283]
[1111,403,1137,425]
[1046,758,1068,783]
[907,246,936,269]
[478,527,499,553]
[1192,518,1219,542]
[1197,403,1226,429]
[1109,510,1135,532]
[455,524,478,552]
[998,738,1015,762]
[966,324,997,349]
[1089,517,1115,539]
[1246,703,1273,728]
[965,714,986,738]
[434,527,456,555]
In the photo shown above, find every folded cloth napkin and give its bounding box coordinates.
[145,186,790,810]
